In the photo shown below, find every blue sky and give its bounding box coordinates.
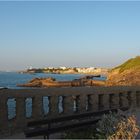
[0,1,140,71]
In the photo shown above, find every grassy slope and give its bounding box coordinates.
[112,56,140,73]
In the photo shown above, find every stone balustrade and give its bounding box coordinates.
[0,86,140,137]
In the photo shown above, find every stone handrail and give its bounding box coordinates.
[0,86,140,136]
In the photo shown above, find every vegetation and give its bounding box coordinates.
[26,67,78,74]
[96,112,139,139]
[112,56,140,73]
[108,115,139,139]
[64,111,139,139]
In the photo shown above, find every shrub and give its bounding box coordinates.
[96,111,139,139]
[108,115,139,139]
[64,111,139,139]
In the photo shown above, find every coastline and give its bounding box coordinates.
[19,70,109,76]
[19,67,109,76]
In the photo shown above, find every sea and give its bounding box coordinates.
[0,72,106,119]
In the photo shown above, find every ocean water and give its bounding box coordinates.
[0,72,106,119]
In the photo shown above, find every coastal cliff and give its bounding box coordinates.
[106,56,140,86]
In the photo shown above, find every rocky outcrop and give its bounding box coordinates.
[17,77,56,87]
[17,76,105,88]
[107,68,140,86]
[106,56,140,86]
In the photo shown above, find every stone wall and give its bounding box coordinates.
[0,86,140,137]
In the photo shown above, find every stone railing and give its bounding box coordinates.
[0,86,140,137]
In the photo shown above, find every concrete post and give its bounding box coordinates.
[119,93,129,108]
[136,91,140,107]
[102,94,110,110]
[63,96,74,115]
[0,97,8,135]
[98,94,104,110]
[110,93,119,109]
[49,96,59,118]
[16,97,26,129]
[32,96,43,120]
[89,94,99,112]
[127,91,136,108]
[79,94,87,113]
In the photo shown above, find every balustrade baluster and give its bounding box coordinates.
[109,94,119,109]
[16,97,26,129]
[63,96,74,115]
[49,96,59,118]
[127,91,136,108]
[136,91,140,107]
[119,93,129,108]
[32,96,43,120]
[102,94,110,110]
[0,97,8,134]
[88,94,99,112]
[79,94,87,113]
[98,94,104,110]
[98,94,110,110]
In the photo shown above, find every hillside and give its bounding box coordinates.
[106,56,140,86]
[112,56,140,73]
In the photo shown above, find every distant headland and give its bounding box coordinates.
[19,66,109,75]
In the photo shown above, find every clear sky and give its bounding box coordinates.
[0,1,140,71]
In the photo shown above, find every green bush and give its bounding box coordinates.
[112,56,140,73]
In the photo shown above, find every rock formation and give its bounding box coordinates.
[106,56,140,86]
[17,76,105,88]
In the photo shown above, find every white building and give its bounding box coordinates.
[59,67,67,70]
[77,67,95,73]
